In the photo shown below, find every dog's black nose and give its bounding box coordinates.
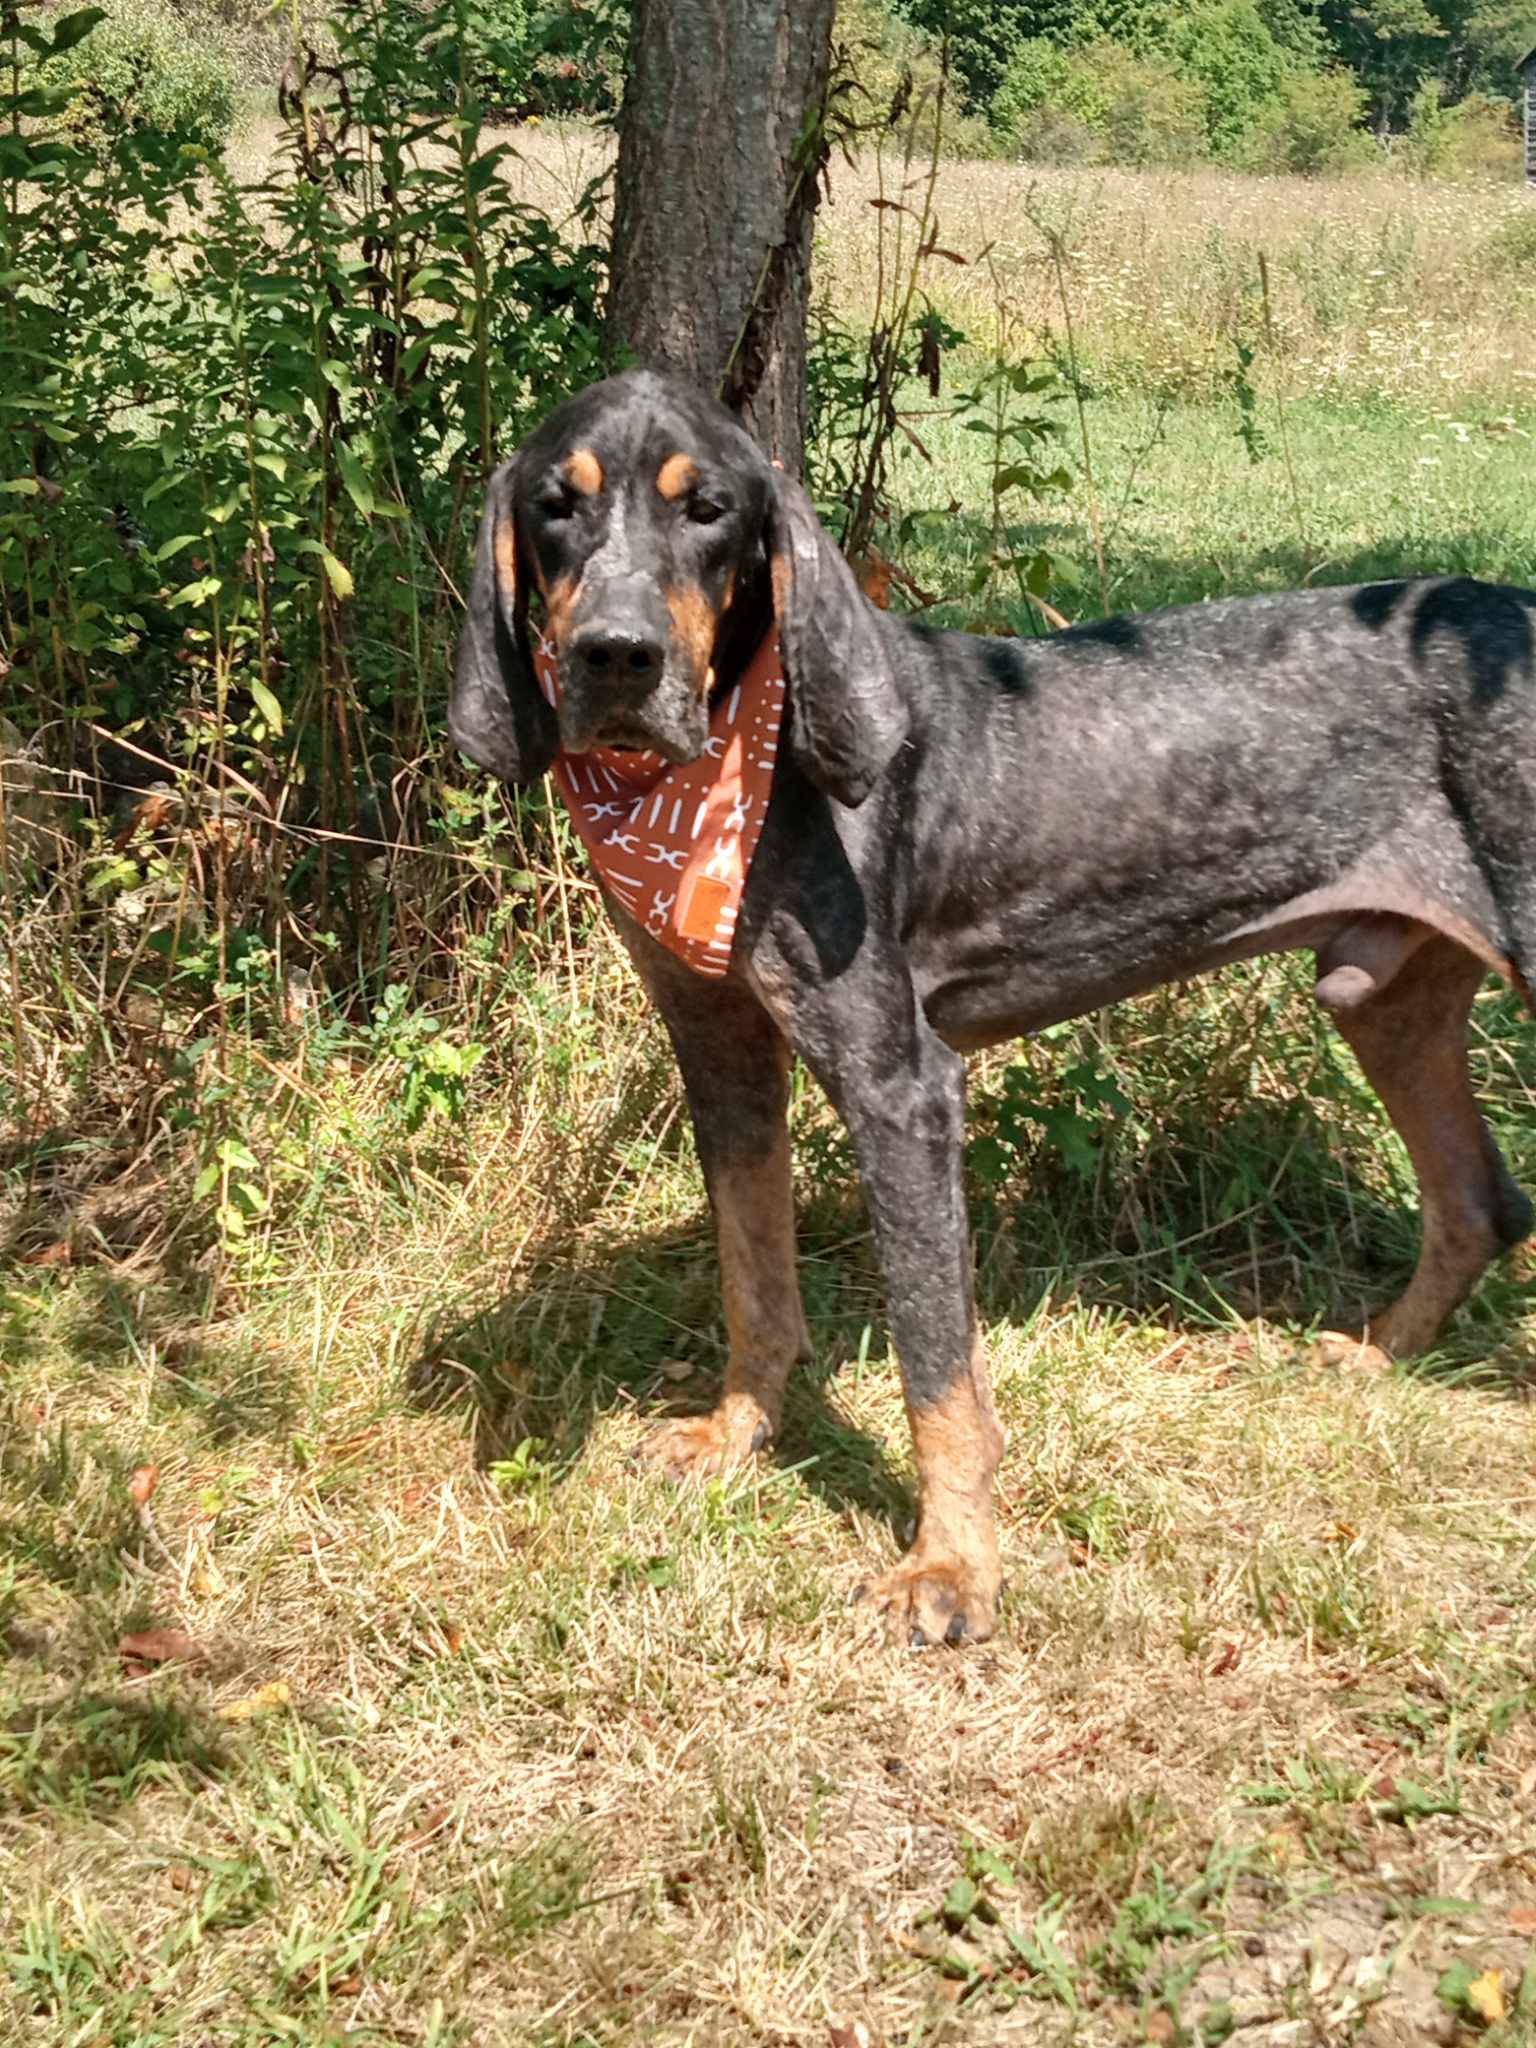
[572,625,664,686]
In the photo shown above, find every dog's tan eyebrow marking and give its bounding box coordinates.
[563,448,604,496]
[656,452,701,501]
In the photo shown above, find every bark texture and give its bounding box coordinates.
[605,0,836,476]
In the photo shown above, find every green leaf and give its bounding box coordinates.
[47,8,107,56]
[941,1876,977,1932]
[0,478,39,496]
[249,678,284,735]
[1437,1961,1477,2014]
[153,534,205,564]
[167,576,222,608]
[335,442,374,519]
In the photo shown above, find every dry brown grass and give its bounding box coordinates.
[5,929,1536,2043]
[223,117,1536,401]
[815,158,1536,400]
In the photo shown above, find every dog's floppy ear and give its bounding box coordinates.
[449,457,559,785]
[767,470,907,808]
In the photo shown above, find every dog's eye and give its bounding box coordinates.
[537,488,579,522]
[687,497,728,526]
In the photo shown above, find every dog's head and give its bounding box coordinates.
[449,369,905,807]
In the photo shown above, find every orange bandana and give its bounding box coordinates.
[535,628,786,976]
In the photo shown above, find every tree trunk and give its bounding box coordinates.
[605,0,837,477]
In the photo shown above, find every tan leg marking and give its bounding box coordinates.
[642,1125,809,1482]
[1316,936,1528,1363]
[563,448,603,497]
[656,452,700,501]
[856,1347,1004,1646]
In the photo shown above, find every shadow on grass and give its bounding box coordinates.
[2,1263,299,1448]
[405,1203,915,1535]
[406,1057,1536,1530]
[909,524,1536,631]
[0,1688,230,1817]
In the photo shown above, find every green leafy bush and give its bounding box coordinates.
[835,0,949,129]
[497,0,632,119]
[40,0,237,152]
[1085,37,1209,164]
[1486,207,1536,273]
[1165,0,1287,161]
[1404,83,1521,181]
[992,35,1110,137]
[994,35,1206,166]
[1238,65,1373,174]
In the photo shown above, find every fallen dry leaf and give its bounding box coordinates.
[118,1628,203,1668]
[852,550,894,610]
[1209,1640,1241,1677]
[128,1464,159,1506]
[1143,2011,1177,2044]
[657,1357,694,1382]
[19,1240,71,1267]
[828,2026,879,2048]
[1264,1825,1305,1868]
[1466,1968,1506,2025]
[217,1679,290,1722]
[1508,1907,1536,1934]
[190,1562,227,1597]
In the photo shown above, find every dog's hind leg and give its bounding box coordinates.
[1318,933,1531,1361]
[635,968,812,1481]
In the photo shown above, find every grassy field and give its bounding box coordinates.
[5,145,1536,2047]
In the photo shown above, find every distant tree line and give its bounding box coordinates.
[35,0,1535,174]
[891,0,1532,169]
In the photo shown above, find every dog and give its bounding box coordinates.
[450,366,1536,1646]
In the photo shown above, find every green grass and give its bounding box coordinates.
[7,155,1536,2044]
[892,385,1536,625]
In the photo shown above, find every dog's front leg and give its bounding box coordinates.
[634,965,811,1480]
[816,1019,1004,1646]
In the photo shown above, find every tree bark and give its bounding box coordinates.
[605,0,837,477]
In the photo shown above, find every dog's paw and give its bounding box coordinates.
[638,1403,771,1483]
[1311,1329,1394,1374]
[853,1553,1001,1649]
